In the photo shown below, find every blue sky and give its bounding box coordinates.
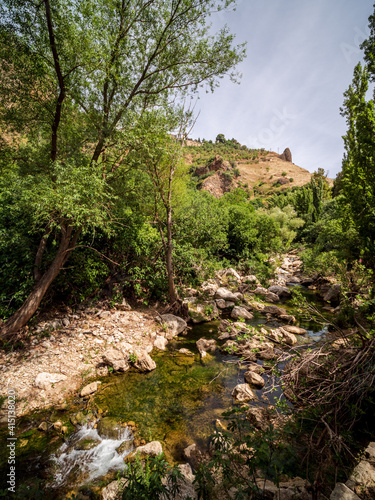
[192,0,374,178]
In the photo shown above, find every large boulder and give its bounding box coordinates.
[102,347,130,372]
[264,292,280,303]
[231,306,253,320]
[187,301,218,323]
[231,383,257,402]
[268,285,291,297]
[153,335,168,350]
[160,314,187,339]
[330,483,360,500]
[323,284,341,303]
[283,325,307,335]
[224,268,241,281]
[124,441,163,463]
[34,372,67,390]
[97,417,126,440]
[133,349,156,372]
[244,371,264,388]
[101,479,127,500]
[262,305,287,317]
[200,279,219,297]
[215,287,238,302]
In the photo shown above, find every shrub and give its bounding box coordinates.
[282,171,287,176]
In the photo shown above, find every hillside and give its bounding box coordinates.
[185,141,333,198]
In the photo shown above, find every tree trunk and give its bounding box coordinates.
[166,203,178,305]
[1,225,78,338]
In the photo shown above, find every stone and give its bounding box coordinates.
[246,407,270,430]
[196,338,217,358]
[254,287,268,295]
[133,350,156,372]
[280,329,298,346]
[97,417,125,440]
[262,305,287,316]
[75,438,101,451]
[264,292,280,303]
[34,372,67,390]
[116,439,134,455]
[96,365,109,377]
[101,479,127,500]
[231,383,257,402]
[365,442,375,461]
[230,306,253,320]
[154,335,168,350]
[347,460,375,493]
[282,325,307,335]
[175,463,198,499]
[257,347,276,360]
[330,483,360,499]
[160,314,187,339]
[201,279,219,297]
[187,301,218,323]
[268,329,283,343]
[124,441,163,463]
[116,298,131,311]
[214,287,238,302]
[245,362,264,374]
[242,275,259,284]
[184,443,204,471]
[323,284,341,302]
[224,268,241,281]
[102,348,130,372]
[53,421,63,431]
[61,317,70,327]
[38,421,48,432]
[216,299,227,309]
[244,371,264,388]
[80,381,101,397]
[178,348,194,356]
[279,314,296,323]
[280,147,292,162]
[268,285,291,297]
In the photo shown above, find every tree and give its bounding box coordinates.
[0,0,246,336]
[340,62,375,263]
[216,133,226,143]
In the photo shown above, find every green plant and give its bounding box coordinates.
[129,352,137,363]
[282,171,287,176]
[122,454,183,499]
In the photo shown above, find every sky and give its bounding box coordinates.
[191,0,374,178]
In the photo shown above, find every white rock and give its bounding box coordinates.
[224,268,241,281]
[133,350,156,372]
[160,314,187,339]
[102,348,130,372]
[215,287,238,302]
[80,381,101,397]
[330,483,360,500]
[154,335,168,351]
[101,479,127,500]
[231,383,257,402]
[34,372,67,390]
[244,371,264,388]
[231,306,253,320]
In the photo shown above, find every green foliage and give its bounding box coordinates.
[194,407,295,499]
[122,455,183,500]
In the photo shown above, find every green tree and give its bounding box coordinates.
[0,0,246,336]
[340,62,375,264]
[215,133,226,143]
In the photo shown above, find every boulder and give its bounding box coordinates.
[174,463,198,499]
[282,325,307,335]
[245,362,264,374]
[330,483,360,500]
[116,298,131,311]
[201,279,219,297]
[215,299,227,309]
[101,479,127,500]
[215,287,238,302]
[264,292,280,303]
[268,329,283,343]
[246,407,270,430]
[196,338,217,358]
[268,285,291,297]
[102,348,130,372]
[184,443,205,471]
[160,314,187,339]
[279,314,296,323]
[244,371,264,388]
[80,381,101,397]
[124,441,163,463]
[279,147,292,162]
[346,460,375,496]
[224,268,241,281]
[231,306,253,320]
[34,372,67,390]
[262,305,287,317]
[280,329,297,346]
[178,348,194,356]
[187,301,218,323]
[154,335,168,350]
[98,417,126,440]
[116,439,135,455]
[323,284,341,302]
[231,383,257,402]
[133,350,156,372]
[254,287,268,295]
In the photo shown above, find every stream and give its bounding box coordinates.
[0,285,330,497]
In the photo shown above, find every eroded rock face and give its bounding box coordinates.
[34,372,67,390]
[133,349,156,372]
[160,314,187,339]
[231,383,257,402]
[280,147,292,162]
